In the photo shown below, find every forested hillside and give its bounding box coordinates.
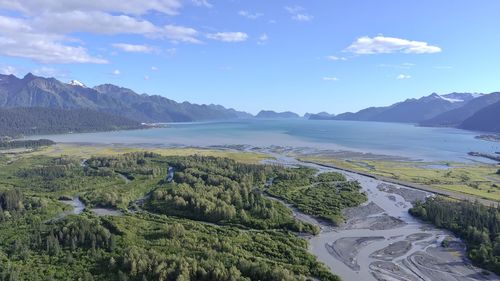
[0,107,141,137]
[410,198,500,274]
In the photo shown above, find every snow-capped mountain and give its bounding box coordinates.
[334,92,482,123]
[68,80,87,88]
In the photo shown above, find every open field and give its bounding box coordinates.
[297,155,500,202]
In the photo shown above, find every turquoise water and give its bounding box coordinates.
[34,119,499,162]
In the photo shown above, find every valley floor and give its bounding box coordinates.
[1,143,498,281]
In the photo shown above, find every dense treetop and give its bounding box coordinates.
[410,198,500,274]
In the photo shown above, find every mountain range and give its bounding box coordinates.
[1,73,498,133]
[309,92,500,132]
[0,73,251,123]
[308,112,336,120]
[334,93,477,123]
[255,110,300,119]
[420,93,500,127]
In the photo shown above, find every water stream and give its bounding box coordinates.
[262,152,499,281]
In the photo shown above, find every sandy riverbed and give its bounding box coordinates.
[258,151,499,281]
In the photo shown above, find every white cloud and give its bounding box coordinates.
[326,55,347,61]
[346,36,441,54]
[144,75,150,80]
[257,33,269,45]
[396,74,411,80]
[323,76,339,81]
[0,1,202,63]
[33,12,201,43]
[0,40,107,64]
[34,11,159,35]
[161,25,201,43]
[238,10,263,19]
[112,43,154,53]
[207,32,248,42]
[0,65,17,75]
[151,66,159,71]
[0,0,183,16]
[0,15,106,64]
[191,0,212,8]
[285,6,313,22]
[112,69,120,75]
[293,14,313,21]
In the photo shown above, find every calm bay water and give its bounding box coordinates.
[33,119,499,162]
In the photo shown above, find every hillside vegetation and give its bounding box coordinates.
[0,107,141,137]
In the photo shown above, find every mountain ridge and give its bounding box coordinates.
[255,110,300,119]
[459,100,500,132]
[420,92,500,127]
[0,73,252,123]
[329,93,481,123]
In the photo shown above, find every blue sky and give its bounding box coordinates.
[1,0,500,115]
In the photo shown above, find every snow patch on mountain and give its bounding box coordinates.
[438,95,464,103]
[68,80,86,88]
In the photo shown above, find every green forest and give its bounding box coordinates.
[0,107,142,137]
[0,150,370,280]
[410,198,500,275]
[0,139,55,150]
[267,169,367,225]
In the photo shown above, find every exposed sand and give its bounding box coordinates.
[376,183,429,203]
[343,201,385,220]
[344,214,408,231]
[326,237,385,271]
[406,233,433,242]
[369,241,412,261]
[370,261,420,281]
